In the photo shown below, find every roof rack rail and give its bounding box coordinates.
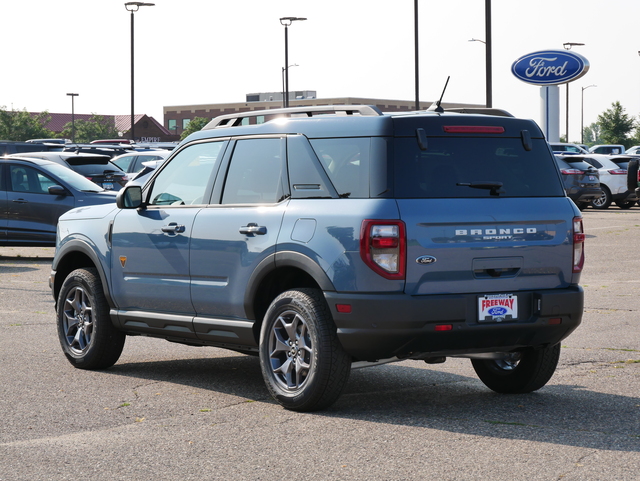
[203,104,384,130]
[445,107,514,118]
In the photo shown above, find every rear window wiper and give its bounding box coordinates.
[456,181,504,196]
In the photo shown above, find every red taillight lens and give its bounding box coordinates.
[360,220,406,280]
[572,216,585,273]
[561,169,583,175]
[608,169,627,175]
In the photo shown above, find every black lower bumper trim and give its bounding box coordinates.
[325,286,583,361]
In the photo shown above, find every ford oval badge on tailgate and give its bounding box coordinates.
[416,255,436,265]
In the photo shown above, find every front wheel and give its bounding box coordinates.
[259,289,351,412]
[57,268,126,370]
[471,344,560,394]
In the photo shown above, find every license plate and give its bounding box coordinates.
[102,182,113,190]
[478,294,517,322]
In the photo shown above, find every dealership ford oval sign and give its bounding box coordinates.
[511,49,589,86]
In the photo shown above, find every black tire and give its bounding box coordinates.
[627,159,639,190]
[471,343,560,394]
[57,268,125,370]
[575,202,588,211]
[259,288,351,412]
[591,185,612,209]
[614,199,636,209]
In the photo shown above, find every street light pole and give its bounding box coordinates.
[125,2,154,142]
[414,0,419,111]
[485,0,492,108]
[66,93,78,143]
[581,84,596,145]
[563,42,585,142]
[282,64,299,108]
[279,17,306,108]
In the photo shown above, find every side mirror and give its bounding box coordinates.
[48,185,67,196]
[116,185,143,209]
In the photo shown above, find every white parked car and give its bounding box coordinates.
[589,144,625,155]
[625,145,640,155]
[580,154,637,209]
[111,150,171,175]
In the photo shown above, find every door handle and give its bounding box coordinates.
[161,223,185,234]
[239,223,267,235]
[12,199,28,203]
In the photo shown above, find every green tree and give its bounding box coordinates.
[61,114,119,143]
[0,107,54,141]
[180,117,210,140]
[597,101,635,147]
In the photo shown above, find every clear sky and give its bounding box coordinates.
[3,0,639,142]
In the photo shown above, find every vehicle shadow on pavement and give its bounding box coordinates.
[106,354,639,452]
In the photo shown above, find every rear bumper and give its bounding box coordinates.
[612,188,638,201]
[326,286,583,361]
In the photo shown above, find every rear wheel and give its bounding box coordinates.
[57,268,125,370]
[259,288,351,412]
[591,186,612,209]
[471,344,560,394]
[615,199,636,209]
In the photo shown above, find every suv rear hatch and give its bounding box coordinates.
[392,115,579,297]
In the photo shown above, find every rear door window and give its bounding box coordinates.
[221,138,286,205]
[394,137,564,198]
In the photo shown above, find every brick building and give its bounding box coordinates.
[34,112,177,142]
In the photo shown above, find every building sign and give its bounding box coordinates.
[511,49,589,86]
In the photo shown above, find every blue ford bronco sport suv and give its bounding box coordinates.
[50,105,585,411]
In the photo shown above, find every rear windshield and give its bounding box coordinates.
[558,158,595,171]
[394,137,564,198]
[72,163,125,176]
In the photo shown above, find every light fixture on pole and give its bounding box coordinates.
[562,42,585,142]
[66,93,78,143]
[279,17,306,108]
[581,84,596,145]
[125,2,154,141]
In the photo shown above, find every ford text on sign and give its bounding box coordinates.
[511,50,589,86]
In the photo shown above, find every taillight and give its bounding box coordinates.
[360,220,406,280]
[608,169,627,175]
[561,169,583,175]
[85,176,93,181]
[572,216,585,273]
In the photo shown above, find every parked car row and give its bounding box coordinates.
[1,140,175,246]
[554,153,638,210]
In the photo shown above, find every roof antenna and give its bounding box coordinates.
[428,76,450,113]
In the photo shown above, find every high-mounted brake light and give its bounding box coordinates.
[443,125,505,134]
[360,220,406,280]
[572,216,585,273]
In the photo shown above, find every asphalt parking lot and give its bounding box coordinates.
[1,207,638,481]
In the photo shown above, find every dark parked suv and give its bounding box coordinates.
[50,105,585,411]
[554,155,601,209]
